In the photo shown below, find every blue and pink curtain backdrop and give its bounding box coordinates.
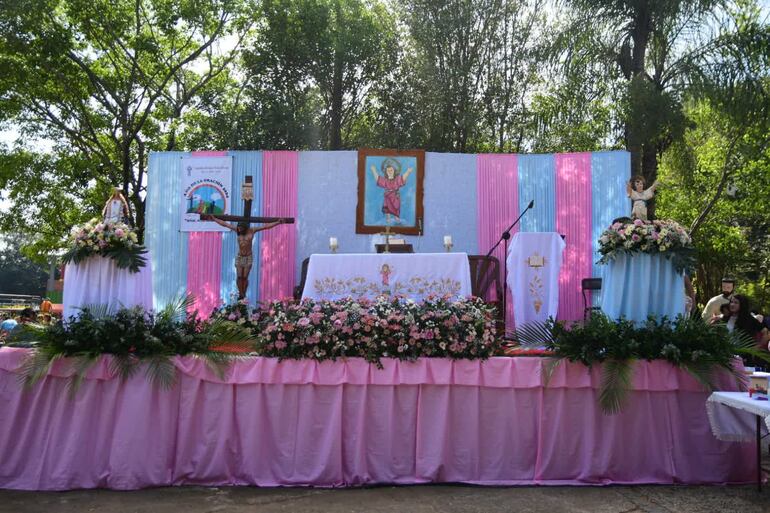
[145,150,629,321]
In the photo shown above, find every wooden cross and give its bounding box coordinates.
[201,176,295,299]
[212,176,295,225]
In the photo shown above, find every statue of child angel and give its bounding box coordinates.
[626,176,659,221]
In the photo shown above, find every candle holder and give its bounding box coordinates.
[443,235,453,253]
[329,237,339,254]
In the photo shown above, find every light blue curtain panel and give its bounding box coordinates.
[599,253,685,323]
[591,151,631,279]
[420,152,478,255]
[145,151,190,310]
[221,151,263,305]
[296,151,366,280]
[517,154,556,233]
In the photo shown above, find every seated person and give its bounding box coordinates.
[712,294,769,351]
[0,315,18,340]
[702,278,735,322]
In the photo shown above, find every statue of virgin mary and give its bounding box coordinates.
[102,188,129,224]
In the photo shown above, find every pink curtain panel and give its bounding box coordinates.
[476,154,519,327]
[556,153,592,321]
[185,151,228,317]
[260,151,299,302]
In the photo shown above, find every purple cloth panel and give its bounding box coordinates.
[476,154,518,327]
[0,348,752,490]
[556,153,592,321]
[260,151,298,302]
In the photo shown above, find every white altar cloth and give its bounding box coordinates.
[63,256,153,320]
[301,253,472,302]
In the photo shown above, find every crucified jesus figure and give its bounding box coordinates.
[201,214,283,299]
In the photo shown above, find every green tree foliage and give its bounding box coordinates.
[0,0,255,243]
[0,233,49,296]
[234,0,397,150]
[560,1,721,194]
[657,3,770,307]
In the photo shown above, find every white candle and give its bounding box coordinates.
[329,237,338,248]
[444,235,452,246]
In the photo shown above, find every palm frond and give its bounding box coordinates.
[680,357,725,392]
[205,318,255,349]
[78,303,115,320]
[65,355,99,398]
[598,358,635,415]
[18,349,62,388]
[108,354,141,381]
[508,320,556,347]
[541,357,564,386]
[143,355,178,390]
[200,352,235,381]
[158,294,196,322]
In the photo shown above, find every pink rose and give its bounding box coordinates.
[115,228,125,237]
[297,317,311,327]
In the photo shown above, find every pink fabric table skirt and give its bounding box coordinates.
[0,348,753,490]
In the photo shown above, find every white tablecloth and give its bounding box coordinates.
[706,391,770,442]
[301,253,472,302]
[63,256,153,320]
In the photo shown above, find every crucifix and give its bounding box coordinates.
[201,176,294,299]
[378,224,396,253]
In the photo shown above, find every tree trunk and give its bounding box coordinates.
[641,144,658,218]
[329,2,344,150]
[625,2,652,179]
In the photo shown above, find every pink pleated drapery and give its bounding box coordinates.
[259,151,299,302]
[186,232,222,317]
[476,154,519,327]
[556,153,593,322]
[185,151,228,317]
[0,347,753,490]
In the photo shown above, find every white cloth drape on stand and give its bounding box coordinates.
[506,232,565,326]
[62,256,153,320]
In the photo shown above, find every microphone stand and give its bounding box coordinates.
[486,201,534,334]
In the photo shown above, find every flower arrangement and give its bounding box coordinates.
[597,218,695,273]
[62,217,147,273]
[211,295,500,367]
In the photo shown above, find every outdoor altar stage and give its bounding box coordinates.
[0,347,753,490]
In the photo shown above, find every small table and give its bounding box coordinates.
[706,391,770,491]
[301,253,472,302]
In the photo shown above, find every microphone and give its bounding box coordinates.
[485,200,535,258]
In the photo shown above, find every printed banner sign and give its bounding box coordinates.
[180,156,233,232]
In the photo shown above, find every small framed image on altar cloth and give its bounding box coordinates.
[356,148,425,235]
